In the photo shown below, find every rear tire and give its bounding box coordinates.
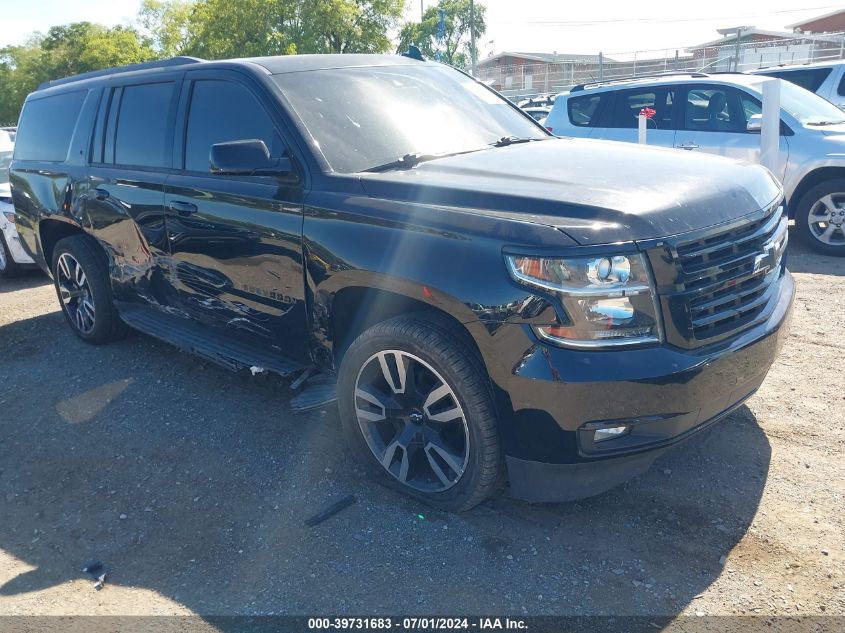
[795,179,845,256]
[52,234,127,343]
[337,314,502,512]
[0,232,23,278]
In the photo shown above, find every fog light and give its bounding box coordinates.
[594,425,629,442]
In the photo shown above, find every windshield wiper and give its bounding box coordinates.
[806,120,845,126]
[363,148,484,173]
[489,136,545,148]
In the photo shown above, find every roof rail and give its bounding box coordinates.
[37,56,205,90]
[570,71,711,92]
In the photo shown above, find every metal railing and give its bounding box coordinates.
[477,31,845,101]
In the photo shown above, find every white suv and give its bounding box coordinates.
[753,60,845,110]
[0,131,36,277]
[545,73,845,255]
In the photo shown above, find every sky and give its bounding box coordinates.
[0,0,842,56]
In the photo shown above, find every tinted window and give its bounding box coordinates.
[276,64,546,173]
[113,82,174,168]
[184,80,282,172]
[684,86,753,133]
[567,95,602,127]
[609,88,674,129]
[761,68,831,93]
[14,91,86,162]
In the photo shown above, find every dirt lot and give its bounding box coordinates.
[0,236,842,623]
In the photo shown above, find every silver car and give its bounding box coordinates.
[545,72,845,255]
[752,60,845,111]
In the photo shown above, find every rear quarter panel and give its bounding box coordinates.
[10,87,102,273]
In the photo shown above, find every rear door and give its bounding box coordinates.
[164,70,310,361]
[86,77,181,305]
[673,83,789,181]
[592,85,677,147]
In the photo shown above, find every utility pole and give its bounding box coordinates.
[470,0,477,76]
[420,0,424,20]
[733,26,744,72]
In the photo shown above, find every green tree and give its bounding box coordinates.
[0,38,48,125]
[141,0,404,59]
[40,23,155,79]
[138,0,194,57]
[299,0,405,54]
[397,0,486,69]
[0,23,155,124]
[181,0,298,59]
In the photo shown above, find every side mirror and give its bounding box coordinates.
[747,113,763,133]
[209,139,293,177]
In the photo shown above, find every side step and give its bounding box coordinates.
[290,374,338,413]
[117,302,306,378]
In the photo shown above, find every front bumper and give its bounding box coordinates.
[496,270,794,503]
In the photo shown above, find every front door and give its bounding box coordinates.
[673,84,789,181]
[164,72,310,362]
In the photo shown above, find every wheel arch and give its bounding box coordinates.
[39,218,88,271]
[787,167,845,217]
[328,284,488,371]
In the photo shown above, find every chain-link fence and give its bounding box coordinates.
[477,31,845,101]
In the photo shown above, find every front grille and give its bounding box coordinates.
[653,203,787,348]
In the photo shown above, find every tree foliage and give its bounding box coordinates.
[396,0,486,69]
[138,0,194,58]
[0,0,411,124]
[138,0,405,59]
[0,23,155,124]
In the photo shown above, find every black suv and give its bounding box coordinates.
[10,55,794,511]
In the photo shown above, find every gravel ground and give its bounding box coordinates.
[0,235,842,620]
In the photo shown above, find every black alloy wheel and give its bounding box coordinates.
[354,349,470,493]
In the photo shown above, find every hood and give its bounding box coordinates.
[359,137,781,245]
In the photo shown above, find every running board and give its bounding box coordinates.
[290,374,338,413]
[117,303,306,378]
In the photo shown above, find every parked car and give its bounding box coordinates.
[521,106,552,125]
[0,133,36,277]
[0,127,16,142]
[518,95,556,108]
[11,55,793,511]
[545,72,845,255]
[752,60,845,110]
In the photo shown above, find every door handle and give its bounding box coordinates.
[168,200,198,216]
[678,142,699,150]
[94,188,110,200]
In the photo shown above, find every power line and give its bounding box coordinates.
[493,5,844,27]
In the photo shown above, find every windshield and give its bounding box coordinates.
[274,64,546,173]
[755,78,845,125]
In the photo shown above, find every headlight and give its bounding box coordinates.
[506,252,662,348]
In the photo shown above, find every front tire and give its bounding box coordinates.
[52,235,127,343]
[337,314,502,512]
[795,179,845,256]
[0,232,23,278]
